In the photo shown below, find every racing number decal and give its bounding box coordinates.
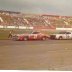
[66,34,70,39]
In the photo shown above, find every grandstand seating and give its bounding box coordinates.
[0,10,72,29]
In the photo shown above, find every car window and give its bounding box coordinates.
[59,32,66,34]
[32,32,40,34]
[59,32,71,34]
[66,32,71,34]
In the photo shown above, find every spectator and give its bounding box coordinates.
[8,31,12,38]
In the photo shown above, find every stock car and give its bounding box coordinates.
[12,31,49,41]
[50,31,72,40]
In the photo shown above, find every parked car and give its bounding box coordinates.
[12,31,49,41]
[50,31,72,40]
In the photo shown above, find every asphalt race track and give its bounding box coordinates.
[0,40,72,70]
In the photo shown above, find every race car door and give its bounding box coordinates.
[66,32,72,39]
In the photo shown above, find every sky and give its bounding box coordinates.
[0,0,72,16]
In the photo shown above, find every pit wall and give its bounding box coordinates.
[1,25,72,31]
[0,25,33,29]
[0,25,55,30]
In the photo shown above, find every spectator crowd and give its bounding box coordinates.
[0,10,72,29]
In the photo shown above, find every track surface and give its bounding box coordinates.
[0,40,72,70]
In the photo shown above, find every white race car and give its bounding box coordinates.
[50,31,72,40]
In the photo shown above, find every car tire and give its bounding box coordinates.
[42,37,46,40]
[12,38,17,41]
[59,36,63,40]
[24,37,28,41]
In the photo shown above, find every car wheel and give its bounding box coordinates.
[59,36,63,40]
[42,37,46,40]
[12,38,17,41]
[24,37,28,41]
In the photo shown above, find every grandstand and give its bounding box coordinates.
[0,10,72,29]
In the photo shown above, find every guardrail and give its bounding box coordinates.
[1,25,72,31]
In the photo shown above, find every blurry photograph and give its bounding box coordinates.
[0,0,72,71]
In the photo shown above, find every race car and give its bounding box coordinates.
[12,31,49,41]
[50,31,72,40]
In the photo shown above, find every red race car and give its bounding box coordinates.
[12,31,49,41]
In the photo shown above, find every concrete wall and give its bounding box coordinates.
[0,25,34,29]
